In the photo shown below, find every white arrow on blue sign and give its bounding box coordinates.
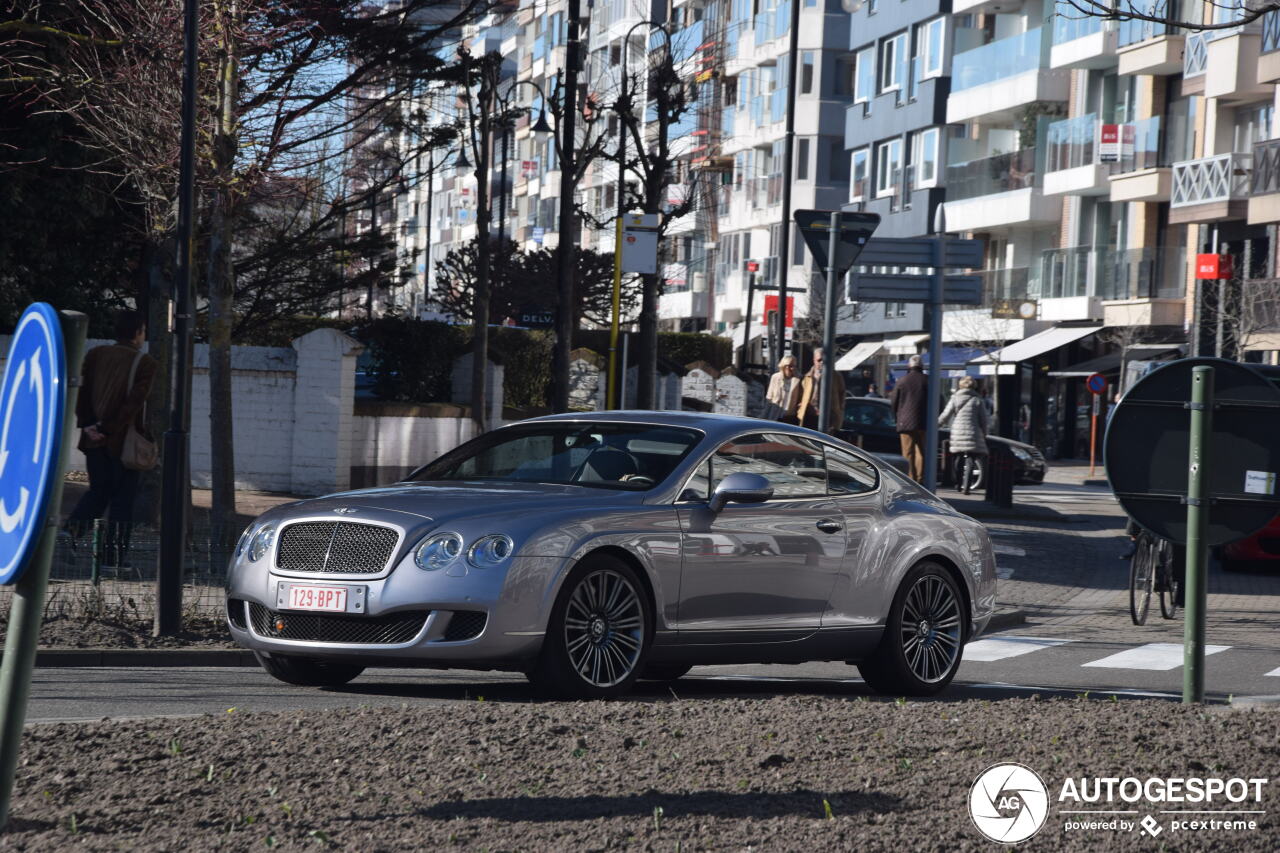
[0,304,66,585]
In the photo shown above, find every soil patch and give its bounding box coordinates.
[2,697,1277,851]
[0,615,235,650]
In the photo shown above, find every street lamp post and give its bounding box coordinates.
[608,20,670,410]
[550,0,583,413]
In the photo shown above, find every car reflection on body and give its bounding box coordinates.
[226,412,997,698]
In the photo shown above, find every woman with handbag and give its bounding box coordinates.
[64,311,158,568]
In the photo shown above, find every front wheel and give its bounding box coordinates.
[858,561,966,696]
[1129,536,1154,626]
[254,652,364,687]
[527,555,652,699]
[1157,540,1181,619]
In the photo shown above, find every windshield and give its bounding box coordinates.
[410,422,702,491]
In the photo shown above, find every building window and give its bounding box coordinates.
[919,18,945,80]
[914,128,940,188]
[880,33,907,93]
[801,51,815,94]
[797,138,810,180]
[854,46,875,104]
[850,148,869,202]
[876,138,903,198]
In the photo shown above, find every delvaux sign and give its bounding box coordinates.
[0,303,67,585]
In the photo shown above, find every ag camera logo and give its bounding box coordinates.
[969,763,1050,843]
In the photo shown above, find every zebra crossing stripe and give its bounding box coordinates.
[1265,667,1280,677]
[963,636,1072,662]
[1082,643,1230,671]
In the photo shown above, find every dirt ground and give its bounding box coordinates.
[15,613,234,649]
[1,697,1277,851]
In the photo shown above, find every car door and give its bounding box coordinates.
[675,432,847,638]
[818,442,886,628]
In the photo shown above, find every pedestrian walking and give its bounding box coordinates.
[848,366,875,397]
[889,354,928,482]
[939,376,990,494]
[788,347,846,432]
[64,311,158,568]
[764,354,800,422]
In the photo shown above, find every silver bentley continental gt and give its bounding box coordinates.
[226,412,996,698]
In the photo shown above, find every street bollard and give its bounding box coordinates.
[1183,365,1213,704]
[91,518,103,586]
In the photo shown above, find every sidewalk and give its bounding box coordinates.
[947,460,1280,649]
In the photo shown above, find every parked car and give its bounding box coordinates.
[226,412,996,698]
[837,396,1047,488]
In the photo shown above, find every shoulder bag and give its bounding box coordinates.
[120,350,159,471]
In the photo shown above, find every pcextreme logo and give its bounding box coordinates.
[968,763,1269,844]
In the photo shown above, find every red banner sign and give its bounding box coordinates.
[1195,254,1234,280]
[762,295,794,327]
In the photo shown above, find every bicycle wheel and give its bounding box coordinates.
[1158,539,1180,620]
[1129,535,1154,626]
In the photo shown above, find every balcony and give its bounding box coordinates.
[1108,117,1174,202]
[1116,6,1184,75]
[1050,9,1118,70]
[947,29,1069,124]
[1262,12,1280,82]
[1101,247,1189,328]
[1043,115,1111,196]
[1201,24,1270,101]
[1170,152,1252,223]
[1248,138,1280,223]
[943,149,1061,230]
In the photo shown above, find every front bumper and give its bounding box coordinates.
[226,554,570,667]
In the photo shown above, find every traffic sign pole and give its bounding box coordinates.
[1183,365,1213,704]
[818,210,840,433]
[0,310,87,830]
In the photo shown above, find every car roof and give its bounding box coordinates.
[518,410,837,445]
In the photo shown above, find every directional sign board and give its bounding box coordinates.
[794,210,881,279]
[855,237,984,269]
[0,304,66,585]
[850,273,984,305]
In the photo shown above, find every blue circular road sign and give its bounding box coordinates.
[0,304,66,585]
[1086,372,1108,395]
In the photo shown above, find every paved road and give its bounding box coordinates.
[24,464,1280,722]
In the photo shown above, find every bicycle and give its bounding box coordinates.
[1129,530,1180,625]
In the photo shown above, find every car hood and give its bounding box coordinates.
[271,480,635,526]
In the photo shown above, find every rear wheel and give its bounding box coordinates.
[527,554,652,699]
[254,652,364,687]
[1129,536,1154,626]
[858,561,966,696]
[952,454,986,492]
[1157,540,1180,620]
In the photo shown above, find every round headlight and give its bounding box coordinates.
[415,532,463,571]
[248,525,276,562]
[467,534,514,568]
[234,525,253,558]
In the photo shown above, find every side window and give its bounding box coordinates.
[710,433,827,497]
[825,445,880,496]
[680,458,712,502]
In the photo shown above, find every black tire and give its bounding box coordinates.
[1129,536,1154,626]
[858,561,966,696]
[640,663,693,682]
[952,455,986,493]
[1158,541,1180,620]
[254,652,364,687]
[527,554,652,699]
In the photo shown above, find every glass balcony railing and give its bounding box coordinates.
[1052,7,1104,45]
[946,148,1039,201]
[1172,152,1252,206]
[1035,246,1187,300]
[1038,246,1094,298]
[974,267,1033,303]
[950,29,1044,92]
[1117,2,1178,47]
[1117,116,1165,173]
[1046,114,1098,172]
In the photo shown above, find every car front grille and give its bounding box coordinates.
[275,521,400,575]
[443,610,488,642]
[248,602,429,645]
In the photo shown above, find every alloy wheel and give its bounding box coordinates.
[563,569,645,688]
[898,574,963,683]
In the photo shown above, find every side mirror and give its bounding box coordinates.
[708,472,773,513]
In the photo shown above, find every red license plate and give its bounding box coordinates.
[285,585,348,613]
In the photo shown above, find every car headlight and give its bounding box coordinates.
[248,525,276,562]
[415,532,463,571]
[234,525,253,558]
[467,534,514,568]
[1010,446,1033,462]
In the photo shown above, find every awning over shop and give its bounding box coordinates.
[1047,351,1122,377]
[884,333,930,355]
[891,347,987,372]
[835,340,884,371]
[970,324,1103,376]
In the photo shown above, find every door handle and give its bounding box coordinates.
[816,518,843,534]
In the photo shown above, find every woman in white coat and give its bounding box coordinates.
[939,376,990,494]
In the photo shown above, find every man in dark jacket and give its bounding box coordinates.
[65,311,158,566]
[889,354,928,482]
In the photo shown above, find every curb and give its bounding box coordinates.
[36,649,257,668]
[983,608,1027,634]
[1081,478,1110,488]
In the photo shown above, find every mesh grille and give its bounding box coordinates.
[227,598,248,629]
[443,610,488,642]
[248,603,429,645]
[275,521,399,575]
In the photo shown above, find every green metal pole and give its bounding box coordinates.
[1183,365,1213,704]
[0,310,88,830]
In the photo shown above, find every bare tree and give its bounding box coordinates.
[1059,0,1276,31]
